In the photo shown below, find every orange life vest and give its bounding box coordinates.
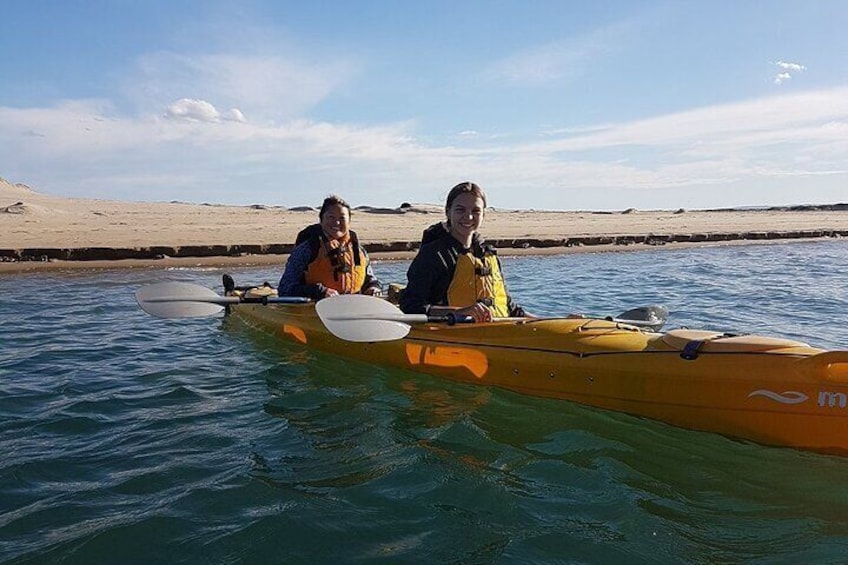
[304,232,368,294]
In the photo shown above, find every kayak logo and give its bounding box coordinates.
[818,391,848,408]
[748,389,848,409]
[747,390,808,404]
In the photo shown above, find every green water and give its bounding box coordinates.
[2,241,848,563]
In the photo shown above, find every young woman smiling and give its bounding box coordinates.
[278,195,381,300]
[399,182,526,322]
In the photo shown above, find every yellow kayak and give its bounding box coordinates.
[231,294,848,455]
[135,281,848,455]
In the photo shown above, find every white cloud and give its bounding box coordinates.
[776,60,807,72]
[526,88,848,152]
[225,108,246,123]
[773,60,806,85]
[165,98,221,122]
[2,87,847,208]
[164,99,247,123]
[774,72,792,85]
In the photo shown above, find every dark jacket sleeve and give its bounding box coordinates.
[278,241,326,300]
[399,243,447,314]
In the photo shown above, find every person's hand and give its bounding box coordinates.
[361,286,380,296]
[457,302,493,323]
[323,288,340,298]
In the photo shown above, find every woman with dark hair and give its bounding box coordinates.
[278,195,381,300]
[399,182,525,322]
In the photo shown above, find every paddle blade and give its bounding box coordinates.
[315,294,412,342]
[136,282,227,318]
[613,305,669,332]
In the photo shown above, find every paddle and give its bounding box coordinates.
[315,294,669,342]
[135,281,310,318]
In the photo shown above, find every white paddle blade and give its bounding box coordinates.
[136,282,228,318]
[315,294,413,342]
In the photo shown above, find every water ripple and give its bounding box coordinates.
[2,241,848,562]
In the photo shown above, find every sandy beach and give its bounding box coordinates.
[2,178,847,273]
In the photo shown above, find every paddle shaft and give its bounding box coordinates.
[326,312,474,325]
[137,282,667,334]
[142,295,309,306]
[327,312,659,327]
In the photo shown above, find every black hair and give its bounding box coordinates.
[319,195,351,220]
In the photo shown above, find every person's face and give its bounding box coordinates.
[321,204,350,240]
[447,192,485,242]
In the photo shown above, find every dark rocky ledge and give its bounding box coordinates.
[1,230,846,263]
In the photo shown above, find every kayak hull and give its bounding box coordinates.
[233,302,848,455]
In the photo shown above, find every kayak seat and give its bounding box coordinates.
[663,329,809,356]
[241,285,276,299]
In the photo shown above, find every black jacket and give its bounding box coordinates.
[399,223,523,316]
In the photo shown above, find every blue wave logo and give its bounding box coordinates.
[747,390,808,404]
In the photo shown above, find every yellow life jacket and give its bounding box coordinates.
[304,233,368,294]
[446,249,510,317]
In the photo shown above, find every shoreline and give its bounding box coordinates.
[1,235,842,275]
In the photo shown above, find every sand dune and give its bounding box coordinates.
[2,177,847,272]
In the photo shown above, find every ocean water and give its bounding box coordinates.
[2,240,848,564]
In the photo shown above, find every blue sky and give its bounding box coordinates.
[1,1,846,210]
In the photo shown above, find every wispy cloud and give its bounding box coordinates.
[2,85,847,208]
[479,20,636,86]
[773,59,807,84]
[526,88,848,152]
[126,50,359,121]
